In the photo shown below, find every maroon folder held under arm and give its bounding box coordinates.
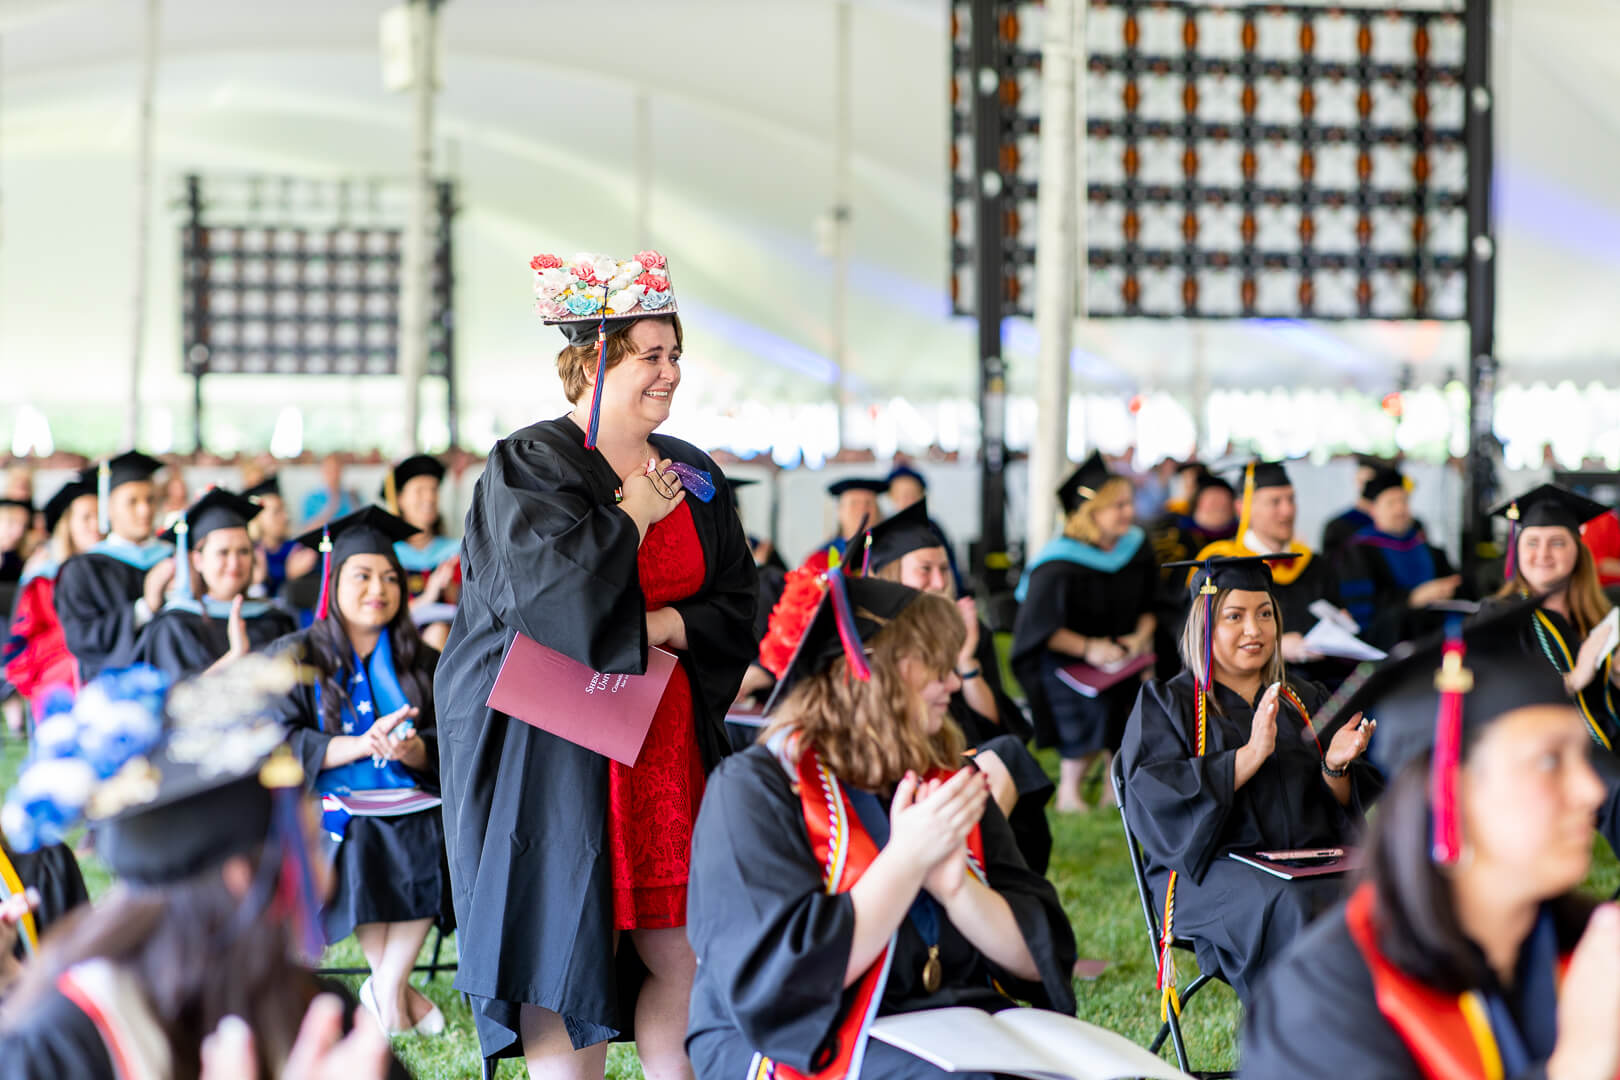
[485,631,678,767]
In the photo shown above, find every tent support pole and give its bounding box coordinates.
[1462,0,1497,582]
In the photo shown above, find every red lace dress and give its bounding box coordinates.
[607,499,708,930]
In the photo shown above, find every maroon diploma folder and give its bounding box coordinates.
[485,632,678,767]
[1055,653,1155,698]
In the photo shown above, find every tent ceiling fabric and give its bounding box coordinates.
[1,0,1617,411]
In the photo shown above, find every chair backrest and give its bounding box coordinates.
[1110,753,1167,953]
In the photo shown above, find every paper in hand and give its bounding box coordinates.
[1308,599,1360,633]
[1597,607,1620,663]
[1302,618,1386,662]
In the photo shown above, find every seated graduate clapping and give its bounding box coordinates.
[1119,554,1383,1005]
[685,572,1077,1080]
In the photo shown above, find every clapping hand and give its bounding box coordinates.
[1324,713,1375,773]
[366,704,422,768]
[890,770,990,902]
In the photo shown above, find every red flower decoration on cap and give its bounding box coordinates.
[758,566,828,679]
[530,254,562,270]
[634,272,668,291]
[636,250,667,271]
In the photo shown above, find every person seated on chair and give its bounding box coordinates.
[801,477,886,573]
[863,499,1055,874]
[1242,601,1617,1080]
[1119,554,1382,1005]
[264,508,449,1039]
[1336,465,1464,651]
[383,454,460,653]
[687,573,1077,1079]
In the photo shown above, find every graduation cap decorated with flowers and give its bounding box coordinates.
[294,506,419,621]
[157,487,263,604]
[1315,596,1568,865]
[1,657,327,956]
[1491,483,1611,582]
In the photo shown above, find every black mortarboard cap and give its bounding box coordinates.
[99,451,164,491]
[1248,461,1292,490]
[1057,451,1112,515]
[886,463,927,490]
[763,576,922,716]
[827,477,888,498]
[43,476,94,535]
[1362,465,1409,501]
[725,476,758,511]
[0,496,32,514]
[158,488,262,546]
[863,499,946,574]
[1194,469,1235,498]
[1490,483,1609,534]
[294,506,417,569]
[383,454,446,500]
[1165,553,1300,598]
[243,475,281,500]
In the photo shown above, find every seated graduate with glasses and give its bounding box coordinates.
[685,571,1077,1080]
[1119,554,1383,1006]
[1242,603,1616,1080]
[135,489,298,680]
[862,500,1055,874]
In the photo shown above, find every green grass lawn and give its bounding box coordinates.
[8,725,1619,1080]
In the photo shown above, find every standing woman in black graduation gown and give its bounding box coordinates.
[864,499,1054,873]
[1244,608,1616,1079]
[435,252,757,1077]
[265,508,449,1038]
[53,452,173,683]
[136,489,297,679]
[1119,555,1382,1004]
[686,575,1076,1079]
[1482,484,1620,750]
[1010,451,1157,812]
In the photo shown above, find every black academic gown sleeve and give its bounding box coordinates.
[53,554,148,683]
[135,607,298,681]
[4,842,89,961]
[686,747,1076,1078]
[0,989,117,1080]
[435,417,757,1061]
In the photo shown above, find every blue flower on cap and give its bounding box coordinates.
[640,289,673,311]
[564,290,604,317]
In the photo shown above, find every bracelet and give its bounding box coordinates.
[956,667,982,681]
[1321,759,1349,779]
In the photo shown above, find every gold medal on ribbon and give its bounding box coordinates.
[922,945,943,993]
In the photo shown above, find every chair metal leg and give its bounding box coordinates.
[481,1058,496,1080]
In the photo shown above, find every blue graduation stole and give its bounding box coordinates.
[315,629,417,836]
[161,595,276,619]
[392,536,459,574]
[1015,525,1145,602]
[90,536,173,572]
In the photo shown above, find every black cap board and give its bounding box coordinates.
[157,488,262,546]
[98,451,165,492]
[0,497,32,513]
[1195,470,1235,497]
[294,506,417,568]
[763,577,923,716]
[383,454,446,499]
[863,499,946,574]
[1363,466,1408,501]
[1057,451,1112,515]
[43,476,94,535]
[887,463,927,489]
[827,477,887,498]
[1248,461,1292,490]
[1164,553,1300,597]
[725,477,758,511]
[1317,596,1569,780]
[243,475,281,500]
[1490,483,1609,534]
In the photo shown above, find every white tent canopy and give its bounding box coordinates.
[1,0,1616,449]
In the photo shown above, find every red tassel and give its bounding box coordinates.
[827,566,872,682]
[314,530,333,621]
[1430,636,1471,864]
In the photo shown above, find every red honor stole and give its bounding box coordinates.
[1345,883,1590,1080]
[751,745,986,1080]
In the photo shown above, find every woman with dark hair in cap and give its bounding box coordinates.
[53,451,173,683]
[1336,465,1464,651]
[1483,484,1620,751]
[434,252,757,1077]
[1119,554,1381,1005]
[264,508,448,1038]
[382,454,460,651]
[1242,605,1616,1079]
[5,473,100,715]
[864,500,1054,872]
[1010,452,1157,813]
[685,570,1076,1079]
[0,659,407,1080]
[136,490,298,680]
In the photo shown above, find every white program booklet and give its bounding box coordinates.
[1597,607,1620,663]
[1308,599,1361,633]
[1302,618,1387,662]
[868,1007,1194,1080]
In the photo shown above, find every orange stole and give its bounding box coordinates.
[755,748,986,1080]
[1345,883,1593,1080]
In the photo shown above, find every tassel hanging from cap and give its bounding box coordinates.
[825,563,872,682]
[583,306,609,451]
[97,460,111,536]
[172,518,191,603]
[1503,502,1520,583]
[383,468,399,517]
[314,529,334,621]
[1431,618,1473,864]
[1236,461,1257,547]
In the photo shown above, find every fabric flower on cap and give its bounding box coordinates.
[564,290,604,317]
[606,286,647,315]
[529,253,563,271]
[636,250,667,270]
[534,267,574,299]
[641,289,674,311]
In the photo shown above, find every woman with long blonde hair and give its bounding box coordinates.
[685,570,1076,1079]
[1010,452,1157,812]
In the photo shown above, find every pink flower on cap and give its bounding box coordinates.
[530,253,563,270]
[535,297,567,319]
[635,250,666,270]
[573,261,605,285]
[633,272,668,291]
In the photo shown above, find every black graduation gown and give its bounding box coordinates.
[684,744,1077,1080]
[433,416,758,1060]
[1241,895,1587,1079]
[263,628,449,944]
[3,842,89,962]
[1478,598,1620,750]
[1009,541,1158,756]
[1119,672,1382,1002]
[1319,507,1371,562]
[133,604,297,680]
[1337,533,1462,651]
[53,553,150,683]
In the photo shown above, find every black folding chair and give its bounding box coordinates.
[313,923,457,981]
[1110,755,1234,1079]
